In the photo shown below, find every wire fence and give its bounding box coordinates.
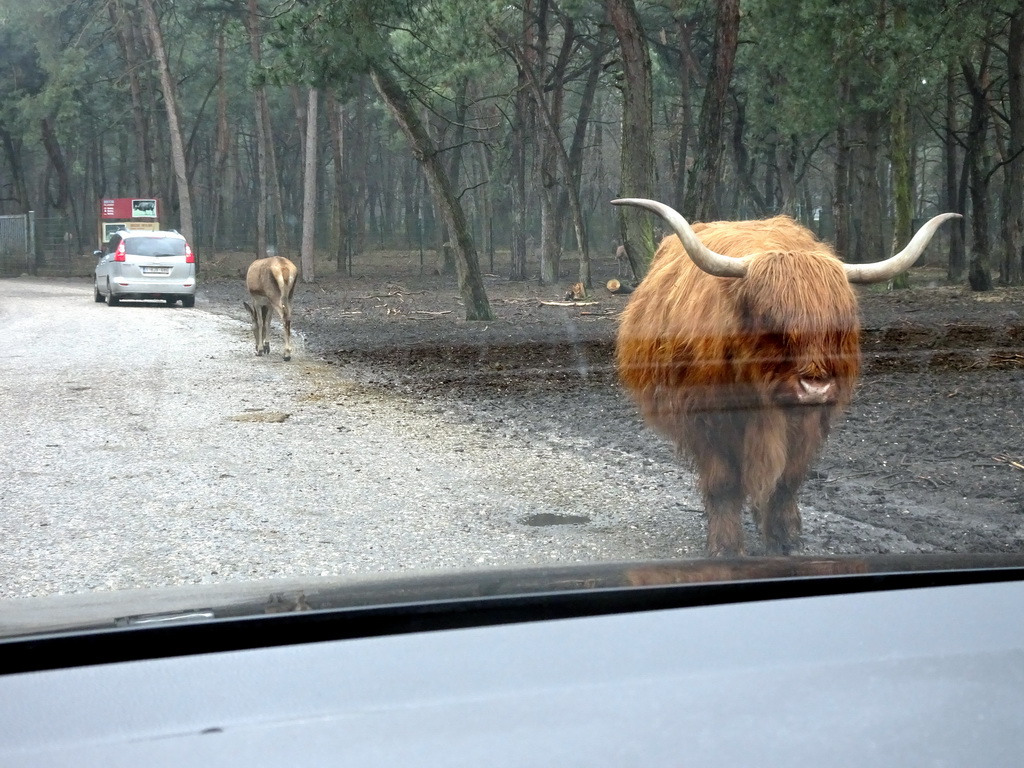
[0,215,97,278]
[0,212,35,276]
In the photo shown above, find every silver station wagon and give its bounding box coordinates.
[93,229,196,307]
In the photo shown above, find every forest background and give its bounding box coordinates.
[2,0,1023,319]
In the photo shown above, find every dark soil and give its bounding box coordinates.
[200,255,1024,556]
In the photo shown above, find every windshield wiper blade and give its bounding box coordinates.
[116,610,216,627]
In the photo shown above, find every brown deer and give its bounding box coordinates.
[243,256,298,361]
[615,244,633,280]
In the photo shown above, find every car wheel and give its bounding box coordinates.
[165,297,178,306]
[94,284,104,303]
[105,282,119,306]
[181,295,195,308]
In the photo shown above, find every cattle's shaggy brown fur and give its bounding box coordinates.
[616,216,861,556]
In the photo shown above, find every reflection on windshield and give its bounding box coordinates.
[124,238,186,257]
[0,0,1023,631]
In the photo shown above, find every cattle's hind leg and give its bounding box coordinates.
[754,479,803,555]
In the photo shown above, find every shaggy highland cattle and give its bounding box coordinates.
[612,198,959,556]
[243,256,298,361]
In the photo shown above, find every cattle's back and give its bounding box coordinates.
[690,216,823,256]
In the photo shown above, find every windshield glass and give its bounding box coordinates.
[1,0,1022,637]
[124,237,186,257]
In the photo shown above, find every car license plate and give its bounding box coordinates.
[142,267,170,275]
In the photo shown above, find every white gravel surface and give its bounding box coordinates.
[2,277,710,599]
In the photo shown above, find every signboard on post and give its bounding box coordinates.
[100,198,159,220]
[97,198,161,248]
[100,221,160,244]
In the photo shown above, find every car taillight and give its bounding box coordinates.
[114,243,126,262]
[185,244,195,264]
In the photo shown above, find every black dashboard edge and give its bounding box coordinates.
[3,564,1023,676]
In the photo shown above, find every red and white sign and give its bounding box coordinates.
[99,198,159,220]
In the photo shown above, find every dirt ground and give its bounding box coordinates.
[200,249,1024,556]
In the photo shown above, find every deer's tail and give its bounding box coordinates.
[272,261,297,303]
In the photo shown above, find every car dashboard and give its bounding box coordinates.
[2,557,1023,767]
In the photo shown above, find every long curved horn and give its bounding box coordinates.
[843,212,962,283]
[612,198,750,278]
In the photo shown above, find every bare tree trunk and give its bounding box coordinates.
[327,92,348,273]
[134,12,169,208]
[508,81,528,281]
[539,184,559,285]
[775,135,799,216]
[673,17,693,211]
[683,0,739,221]
[447,78,469,188]
[478,143,495,273]
[439,78,470,277]
[944,63,966,281]
[300,87,318,282]
[507,0,535,282]
[211,22,231,253]
[731,97,768,216]
[263,95,289,255]
[250,14,288,257]
[351,85,369,259]
[109,0,153,194]
[607,0,655,280]
[369,64,493,320]
[245,0,268,258]
[538,60,562,289]
[963,54,994,291]
[501,30,592,287]
[291,85,307,167]
[854,110,885,265]
[833,79,851,258]
[889,37,913,289]
[0,125,30,213]
[510,0,560,286]
[555,37,608,287]
[423,108,456,276]
[1001,5,1024,285]
[39,117,70,210]
[140,0,194,247]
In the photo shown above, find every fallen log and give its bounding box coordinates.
[606,279,634,295]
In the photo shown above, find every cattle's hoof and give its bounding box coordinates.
[707,545,745,558]
[764,538,802,557]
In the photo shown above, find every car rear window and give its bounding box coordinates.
[125,237,186,257]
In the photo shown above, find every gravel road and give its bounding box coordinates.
[8,274,1015,601]
[1,277,711,599]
